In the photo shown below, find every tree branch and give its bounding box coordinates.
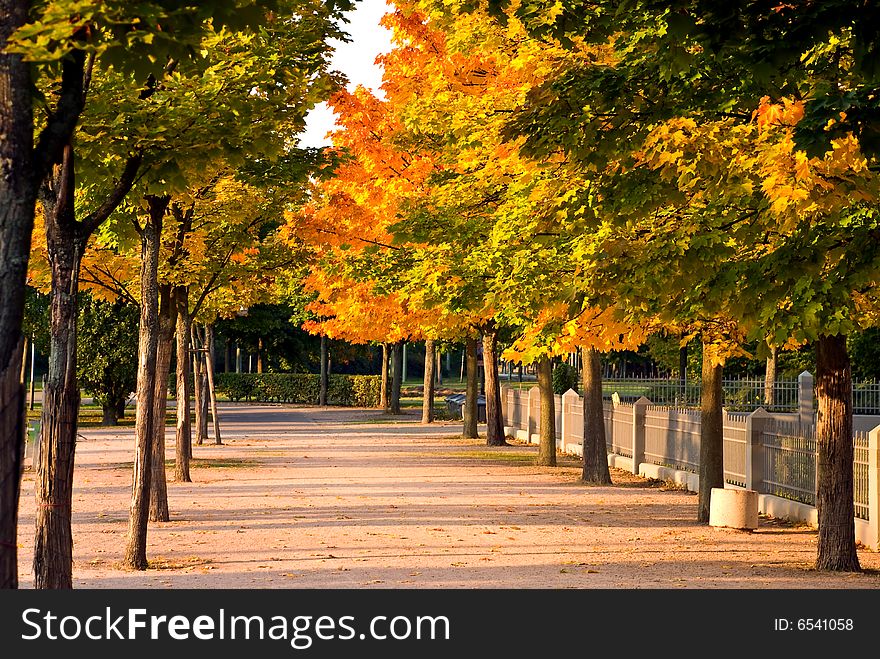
[80,154,144,238]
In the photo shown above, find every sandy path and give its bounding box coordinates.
[15,404,880,588]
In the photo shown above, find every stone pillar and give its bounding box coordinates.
[798,371,814,429]
[632,396,650,476]
[561,389,579,453]
[745,407,772,492]
[528,386,540,444]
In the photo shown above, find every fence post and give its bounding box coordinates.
[868,425,880,550]
[631,396,650,476]
[528,386,540,443]
[561,389,579,454]
[798,371,814,429]
[745,407,772,492]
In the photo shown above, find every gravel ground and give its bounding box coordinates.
[15,404,880,588]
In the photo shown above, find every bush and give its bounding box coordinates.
[552,362,579,394]
[214,373,381,407]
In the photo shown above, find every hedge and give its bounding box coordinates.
[213,373,381,407]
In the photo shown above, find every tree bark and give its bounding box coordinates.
[224,338,233,373]
[463,337,479,439]
[174,287,192,483]
[380,342,389,411]
[205,324,221,445]
[435,347,442,386]
[697,342,724,523]
[0,339,25,589]
[764,345,778,407]
[319,334,328,406]
[482,325,506,446]
[536,355,556,466]
[422,339,435,424]
[192,326,208,445]
[123,195,168,570]
[0,2,35,590]
[256,338,263,374]
[389,341,403,415]
[149,285,176,522]
[582,348,611,484]
[815,334,860,571]
[101,404,118,426]
[33,173,82,589]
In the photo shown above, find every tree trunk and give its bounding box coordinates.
[536,355,556,466]
[224,338,233,373]
[149,285,175,523]
[319,334,328,406]
[482,325,506,446]
[463,337,479,439]
[815,334,860,571]
[192,326,208,445]
[0,0,35,590]
[582,348,611,484]
[435,347,442,386]
[0,339,25,589]
[123,195,168,570]
[389,341,403,415]
[422,339,435,424]
[205,324,221,445]
[764,345,778,407]
[697,342,724,523]
[380,342,389,411]
[257,338,263,374]
[102,404,117,426]
[33,147,82,590]
[174,287,192,483]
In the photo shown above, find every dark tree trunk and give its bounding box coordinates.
[764,345,778,407]
[815,334,860,571]
[319,334,328,406]
[33,145,82,590]
[463,337,479,439]
[582,348,611,484]
[224,339,233,374]
[380,342,389,411]
[174,287,192,483]
[697,342,724,523]
[101,404,117,426]
[482,325,505,446]
[123,195,168,570]
[149,285,175,522]
[0,0,35,590]
[0,339,25,589]
[536,355,556,466]
[389,341,403,415]
[192,326,208,445]
[205,325,221,445]
[422,339,435,424]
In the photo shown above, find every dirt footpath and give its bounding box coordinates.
[15,404,880,588]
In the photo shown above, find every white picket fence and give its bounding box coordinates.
[502,386,880,550]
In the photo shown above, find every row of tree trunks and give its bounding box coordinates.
[462,337,478,439]
[123,195,168,570]
[536,355,556,466]
[422,339,435,423]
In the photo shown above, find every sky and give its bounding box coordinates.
[296,0,395,149]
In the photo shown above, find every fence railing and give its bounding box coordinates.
[502,385,880,549]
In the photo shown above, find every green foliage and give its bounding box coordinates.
[76,295,139,415]
[849,329,880,379]
[215,373,381,407]
[551,362,578,394]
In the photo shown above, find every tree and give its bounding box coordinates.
[76,295,138,425]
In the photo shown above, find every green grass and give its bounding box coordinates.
[112,457,257,471]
